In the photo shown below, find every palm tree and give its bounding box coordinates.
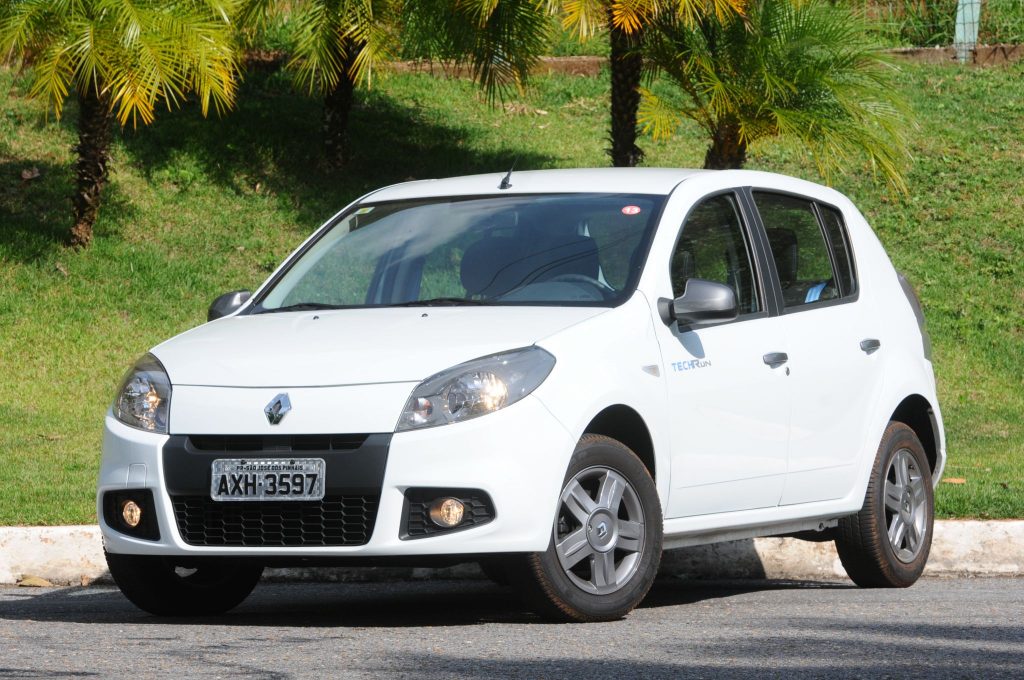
[639,0,911,191]
[243,0,550,169]
[401,0,551,98]
[551,0,742,167]
[0,0,241,248]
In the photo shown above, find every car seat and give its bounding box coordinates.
[459,236,529,298]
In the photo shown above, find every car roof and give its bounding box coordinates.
[364,168,710,202]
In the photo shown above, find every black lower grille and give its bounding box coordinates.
[171,495,379,547]
[187,434,370,452]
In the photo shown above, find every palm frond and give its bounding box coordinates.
[0,0,65,53]
[672,0,745,27]
[403,0,549,102]
[288,0,345,93]
[560,0,607,39]
[637,86,683,140]
[610,0,658,35]
[26,34,76,116]
[1,0,242,125]
[285,0,400,93]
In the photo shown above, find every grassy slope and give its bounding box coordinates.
[0,62,1021,525]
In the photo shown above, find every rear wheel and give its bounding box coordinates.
[106,552,263,616]
[509,434,662,622]
[834,422,934,587]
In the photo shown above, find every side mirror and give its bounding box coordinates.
[208,290,252,322]
[658,279,738,326]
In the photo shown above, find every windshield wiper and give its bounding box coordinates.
[390,297,489,307]
[259,302,347,313]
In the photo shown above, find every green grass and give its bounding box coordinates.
[837,0,1024,46]
[1,61,1022,525]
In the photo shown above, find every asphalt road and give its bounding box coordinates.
[1,577,1021,678]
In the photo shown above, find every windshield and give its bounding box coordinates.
[256,193,665,311]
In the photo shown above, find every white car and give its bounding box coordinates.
[99,168,945,621]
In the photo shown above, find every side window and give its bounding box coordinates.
[671,193,760,314]
[754,192,839,309]
[819,205,857,297]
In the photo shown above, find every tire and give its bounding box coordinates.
[835,421,934,588]
[508,434,663,622]
[106,552,263,616]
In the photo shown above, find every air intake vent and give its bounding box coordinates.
[187,434,370,452]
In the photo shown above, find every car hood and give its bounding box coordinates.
[152,306,606,388]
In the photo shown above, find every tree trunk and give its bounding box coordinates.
[70,89,114,248]
[703,120,748,170]
[607,10,644,167]
[323,43,360,171]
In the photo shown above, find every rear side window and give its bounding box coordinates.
[818,206,857,297]
[753,193,844,309]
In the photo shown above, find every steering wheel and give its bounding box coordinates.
[547,273,616,294]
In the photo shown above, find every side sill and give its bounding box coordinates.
[663,517,839,550]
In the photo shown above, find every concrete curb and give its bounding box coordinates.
[1,520,1020,586]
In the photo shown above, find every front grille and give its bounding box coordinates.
[187,434,370,452]
[403,488,495,539]
[171,495,379,547]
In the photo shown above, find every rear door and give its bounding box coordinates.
[747,191,883,505]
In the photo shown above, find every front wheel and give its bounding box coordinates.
[106,552,263,616]
[509,434,663,622]
[834,421,934,587]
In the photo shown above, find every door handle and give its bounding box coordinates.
[762,352,789,368]
[860,338,881,355]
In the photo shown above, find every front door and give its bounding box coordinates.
[652,191,792,518]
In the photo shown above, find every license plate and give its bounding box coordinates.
[210,458,326,502]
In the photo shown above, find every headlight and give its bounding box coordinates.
[397,347,555,432]
[114,354,171,434]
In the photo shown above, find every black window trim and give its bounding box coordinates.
[742,187,860,317]
[736,188,784,317]
[667,187,774,333]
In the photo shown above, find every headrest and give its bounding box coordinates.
[524,234,599,283]
[460,236,527,297]
[766,228,798,288]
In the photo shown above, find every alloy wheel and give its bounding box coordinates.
[884,448,929,563]
[553,466,646,595]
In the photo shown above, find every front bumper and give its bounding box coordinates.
[98,395,575,557]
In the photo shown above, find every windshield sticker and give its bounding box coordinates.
[355,207,375,215]
[621,205,642,216]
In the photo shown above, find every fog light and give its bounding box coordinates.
[121,500,143,528]
[428,498,465,528]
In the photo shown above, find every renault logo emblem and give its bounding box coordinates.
[264,393,291,425]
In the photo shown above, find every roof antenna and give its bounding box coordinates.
[498,157,519,190]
